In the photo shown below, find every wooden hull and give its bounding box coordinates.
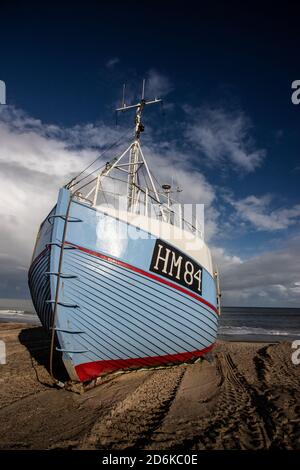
[28,188,219,382]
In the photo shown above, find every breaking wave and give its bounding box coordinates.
[218,325,300,337]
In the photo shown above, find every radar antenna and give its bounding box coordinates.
[116,79,162,210]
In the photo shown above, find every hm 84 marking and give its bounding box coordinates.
[150,239,202,295]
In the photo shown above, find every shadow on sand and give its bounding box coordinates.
[19,326,69,383]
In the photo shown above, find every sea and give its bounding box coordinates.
[0,309,39,325]
[0,306,300,343]
[219,307,300,342]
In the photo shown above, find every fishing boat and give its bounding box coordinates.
[28,85,221,383]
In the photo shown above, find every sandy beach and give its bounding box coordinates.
[0,322,299,450]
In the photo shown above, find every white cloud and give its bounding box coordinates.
[0,107,100,296]
[184,107,266,172]
[212,246,242,270]
[228,194,300,231]
[105,57,120,69]
[214,236,300,307]
[145,70,173,99]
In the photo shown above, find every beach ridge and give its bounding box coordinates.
[0,323,299,450]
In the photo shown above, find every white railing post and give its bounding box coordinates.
[145,187,148,217]
[179,203,183,229]
[93,174,100,206]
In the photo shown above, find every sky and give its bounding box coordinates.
[0,1,300,307]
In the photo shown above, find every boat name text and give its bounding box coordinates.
[150,239,203,295]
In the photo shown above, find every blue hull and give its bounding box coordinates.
[28,188,219,382]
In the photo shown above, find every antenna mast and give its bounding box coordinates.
[116,79,162,211]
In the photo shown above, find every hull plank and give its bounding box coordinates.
[28,248,53,331]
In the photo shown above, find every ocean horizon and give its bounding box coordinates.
[1,302,299,343]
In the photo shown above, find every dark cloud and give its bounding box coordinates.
[215,236,300,307]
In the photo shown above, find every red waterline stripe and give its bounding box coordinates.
[75,343,215,382]
[66,242,219,316]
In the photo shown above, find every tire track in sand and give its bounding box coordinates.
[218,353,271,450]
[165,353,271,450]
[254,344,300,449]
[81,366,186,450]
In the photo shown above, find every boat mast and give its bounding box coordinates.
[128,96,144,211]
[116,80,162,212]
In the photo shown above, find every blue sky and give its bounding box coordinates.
[0,1,300,306]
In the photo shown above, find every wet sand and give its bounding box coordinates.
[0,323,299,450]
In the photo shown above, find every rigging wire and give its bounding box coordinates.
[66,127,133,189]
[70,141,131,190]
[70,163,106,190]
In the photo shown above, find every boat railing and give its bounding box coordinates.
[73,176,203,239]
